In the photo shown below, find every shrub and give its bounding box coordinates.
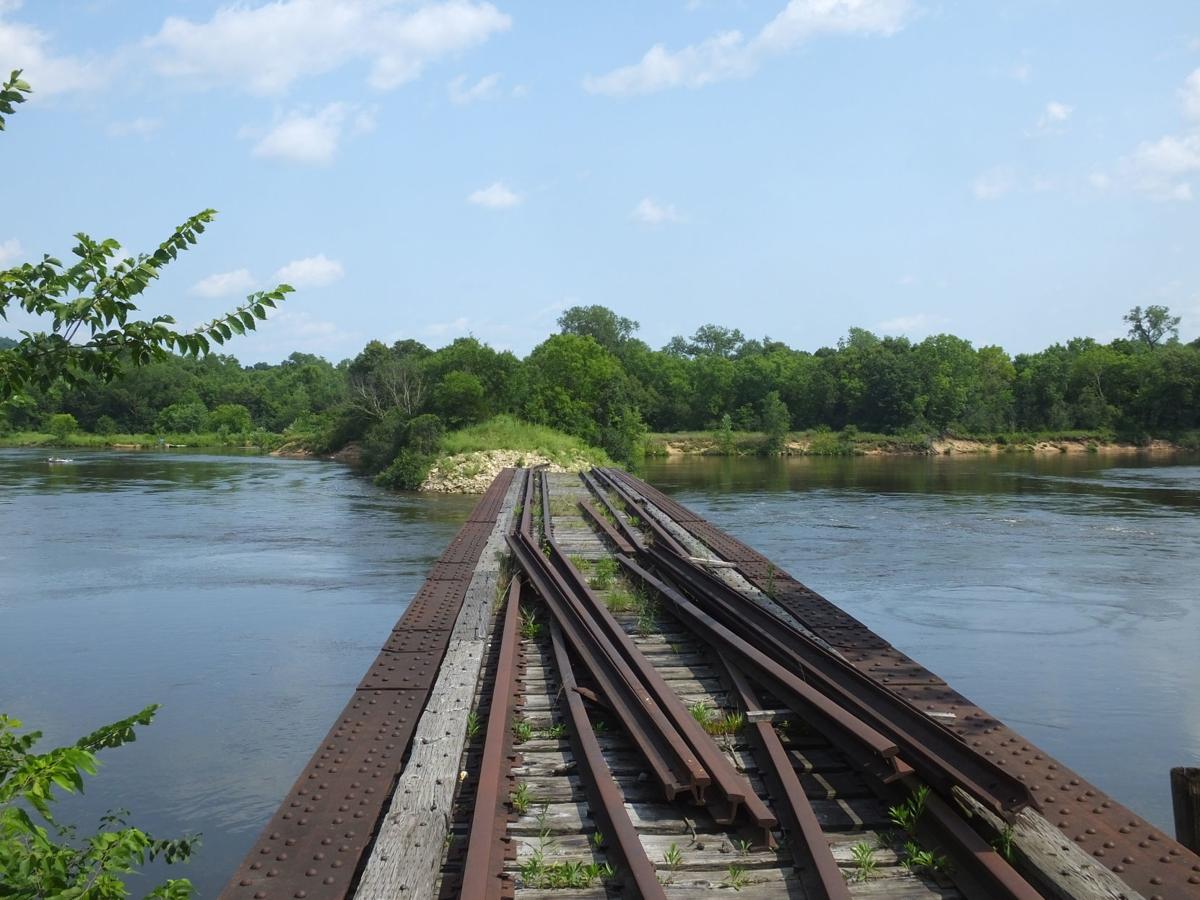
[155,401,208,434]
[207,403,252,434]
[405,413,445,456]
[46,412,78,439]
[375,449,434,490]
[94,414,119,435]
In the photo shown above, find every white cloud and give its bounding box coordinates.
[0,237,23,267]
[1009,62,1033,84]
[971,166,1017,200]
[631,197,686,225]
[107,117,162,138]
[191,268,257,298]
[468,181,522,208]
[145,0,511,96]
[274,254,345,288]
[246,103,374,165]
[876,313,945,335]
[448,72,501,104]
[424,316,470,337]
[1182,68,1200,122]
[584,0,911,96]
[0,2,105,94]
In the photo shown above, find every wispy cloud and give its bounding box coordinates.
[424,315,470,337]
[971,165,1017,200]
[107,117,162,138]
[1108,67,1200,201]
[245,103,375,165]
[584,0,912,96]
[876,312,946,335]
[448,72,501,104]
[0,237,23,267]
[144,0,511,95]
[191,268,256,298]
[631,197,685,225]
[274,254,345,288]
[0,1,107,94]
[468,181,522,208]
[1029,100,1072,135]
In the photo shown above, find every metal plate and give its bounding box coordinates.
[395,580,467,631]
[358,649,443,691]
[220,689,426,900]
[427,561,478,582]
[381,629,451,654]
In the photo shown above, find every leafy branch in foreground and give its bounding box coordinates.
[1,69,291,403]
[0,705,199,898]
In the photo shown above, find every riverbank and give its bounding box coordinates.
[646,428,1196,457]
[0,430,283,451]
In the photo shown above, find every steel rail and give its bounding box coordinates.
[578,499,637,556]
[539,472,777,837]
[643,540,1034,818]
[618,556,903,776]
[507,475,708,800]
[547,617,668,900]
[721,655,852,900]
[579,470,646,552]
[459,575,523,899]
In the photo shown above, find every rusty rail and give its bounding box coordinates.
[538,471,776,838]
[547,617,668,899]
[459,575,523,899]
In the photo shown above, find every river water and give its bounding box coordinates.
[1,448,1197,894]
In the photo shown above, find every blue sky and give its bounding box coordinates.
[3,0,1200,363]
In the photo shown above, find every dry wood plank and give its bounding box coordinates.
[953,787,1146,900]
[353,478,520,899]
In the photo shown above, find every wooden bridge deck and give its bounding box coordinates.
[221,468,1199,900]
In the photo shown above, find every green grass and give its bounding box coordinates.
[439,415,611,467]
[0,430,281,450]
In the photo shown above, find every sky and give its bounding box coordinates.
[2,0,1200,364]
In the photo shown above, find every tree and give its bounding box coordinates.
[760,391,791,454]
[46,412,77,439]
[1124,305,1181,349]
[557,305,639,353]
[155,401,208,434]
[0,71,292,405]
[208,403,253,434]
[432,371,487,429]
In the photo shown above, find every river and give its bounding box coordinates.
[1,448,1197,894]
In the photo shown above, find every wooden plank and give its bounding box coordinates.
[953,788,1146,900]
[353,478,520,899]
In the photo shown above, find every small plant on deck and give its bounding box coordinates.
[903,841,949,876]
[511,782,533,815]
[512,720,534,743]
[992,823,1016,861]
[888,784,929,835]
[466,710,481,740]
[519,606,541,639]
[849,841,877,881]
[723,863,749,890]
[662,842,683,871]
[589,557,619,590]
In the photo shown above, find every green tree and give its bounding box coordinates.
[46,411,78,439]
[557,305,639,354]
[207,403,252,434]
[155,401,208,434]
[760,391,790,454]
[1124,305,1180,349]
[432,371,487,429]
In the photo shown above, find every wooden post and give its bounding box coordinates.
[1171,767,1200,853]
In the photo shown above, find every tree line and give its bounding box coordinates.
[5,303,1197,472]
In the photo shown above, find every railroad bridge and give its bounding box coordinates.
[222,468,1200,899]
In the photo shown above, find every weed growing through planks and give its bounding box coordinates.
[723,864,749,890]
[519,606,541,639]
[512,720,534,744]
[590,557,618,589]
[992,824,1016,862]
[850,842,877,881]
[466,710,481,740]
[604,588,637,613]
[733,837,753,856]
[569,555,591,576]
[592,831,604,849]
[765,563,777,599]
[511,782,533,815]
[540,723,566,739]
[688,703,714,728]
[634,592,659,636]
[888,784,929,835]
[663,842,683,870]
[689,704,744,737]
[592,719,607,733]
[903,841,949,876]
